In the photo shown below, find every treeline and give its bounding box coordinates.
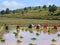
[0,4,60,16]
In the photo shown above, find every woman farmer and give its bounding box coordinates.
[43,24,48,33]
[43,24,48,29]
[53,24,58,29]
[28,24,33,33]
[16,24,20,32]
[5,24,9,31]
[28,24,32,28]
[36,24,40,32]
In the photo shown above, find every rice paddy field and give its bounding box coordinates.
[0,0,60,45]
[0,27,60,45]
[0,25,60,45]
[0,18,60,45]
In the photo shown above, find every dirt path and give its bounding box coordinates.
[0,26,4,31]
[0,26,5,36]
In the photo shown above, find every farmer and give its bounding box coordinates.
[16,24,20,32]
[36,24,40,32]
[36,24,40,29]
[43,24,48,29]
[43,24,48,33]
[28,24,33,29]
[54,24,58,29]
[4,24,9,31]
[28,24,34,33]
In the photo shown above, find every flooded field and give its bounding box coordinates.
[0,28,60,45]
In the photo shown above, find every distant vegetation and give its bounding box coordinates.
[0,4,60,20]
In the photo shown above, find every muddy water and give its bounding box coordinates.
[0,30,60,45]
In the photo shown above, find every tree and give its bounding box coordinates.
[43,5,47,9]
[24,7,28,13]
[5,8,10,14]
[37,6,41,9]
[13,10,16,14]
[28,7,32,10]
[49,5,52,12]
[33,6,39,10]
[24,7,28,10]
[52,5,57,13]
[48,5,57,13]
[0,10,5,15]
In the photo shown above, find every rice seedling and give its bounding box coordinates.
[17,40,22,43]
[51,39,56,42]
[36,33,40,36]
[13,32,16,34]
[29,30,33,33]
[25,28,28,31]
[31,38,37,40]
[29,43,34,45]
[13,32,18,36]
[1,39,5,42]
[20,36,24,39]
[57,34,60,37]
[22,27,24,31]
[51,44,56,45]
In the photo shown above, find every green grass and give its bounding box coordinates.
[0,19,60,26]
[0,37,3,40]
[0,18,60,27]
[0,8,60,20]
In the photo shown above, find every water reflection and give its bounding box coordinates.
[0,29,60,45]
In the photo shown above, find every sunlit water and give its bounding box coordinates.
[0,29,60,45]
